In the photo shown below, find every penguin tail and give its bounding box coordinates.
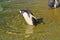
[32,17,37,26]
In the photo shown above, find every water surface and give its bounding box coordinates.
[0,0,60,40]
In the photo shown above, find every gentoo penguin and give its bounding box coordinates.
[19,9,37,26]
[48,0,60,8]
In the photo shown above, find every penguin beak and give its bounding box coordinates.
[19,11,21,13]
[19,10,23,15]
[18,10,21,15]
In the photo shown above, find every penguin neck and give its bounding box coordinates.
[54,0,59,8]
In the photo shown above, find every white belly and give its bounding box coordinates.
[23,12,33,25]
[54,0,59,8]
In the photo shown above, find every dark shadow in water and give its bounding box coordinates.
[58,3,60,7]
[36,18,45,25]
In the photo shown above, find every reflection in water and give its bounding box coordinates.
[25,25,34,38]
[48,8,59,25]
[49,9,57,18]
[25,25,34,34]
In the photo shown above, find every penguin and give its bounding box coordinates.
[19,9,37,26]
[48,0,60,9]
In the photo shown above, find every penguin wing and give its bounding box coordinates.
[30,14,36,19]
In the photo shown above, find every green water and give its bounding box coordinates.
[0,0,60,40]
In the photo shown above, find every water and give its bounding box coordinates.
[0,0,60,40]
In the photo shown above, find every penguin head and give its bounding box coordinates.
[19,9,34,17]
[19,9,29,15]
